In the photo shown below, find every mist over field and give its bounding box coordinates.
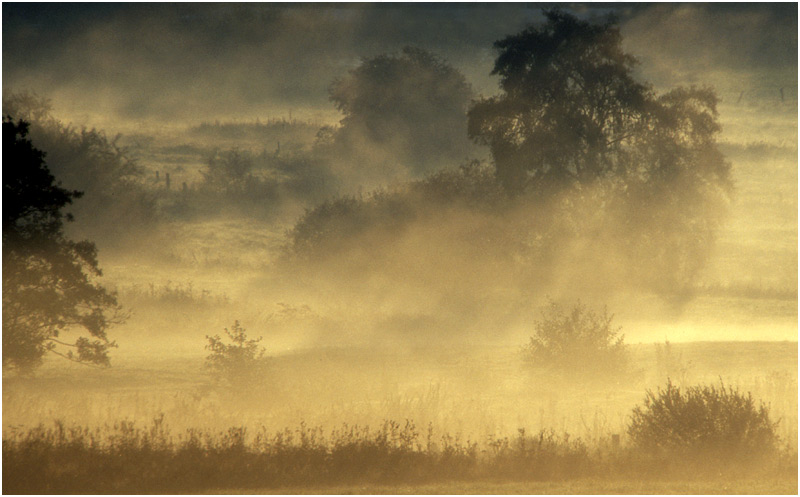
[3,3,797,494]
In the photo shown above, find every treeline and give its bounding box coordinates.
[4,10,736,303]
[3,44,478,233]
[280,11,734,305]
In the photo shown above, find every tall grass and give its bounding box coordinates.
[4,416,794,494]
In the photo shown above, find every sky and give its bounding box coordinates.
[3,3,797,128]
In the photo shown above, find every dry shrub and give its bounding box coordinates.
[627,380,780,463]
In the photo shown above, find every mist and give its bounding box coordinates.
[3,3,797,494]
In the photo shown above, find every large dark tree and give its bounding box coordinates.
[3,117,122,372]
[468,10,732,294]
[468,9,731,196]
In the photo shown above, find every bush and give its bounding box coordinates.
[524,300,626,375]
[627,380,780,461]
[285,160,504,260]
[205,321,268,386]
[200,149,255,193]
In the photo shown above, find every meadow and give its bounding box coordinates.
[5,106,798,493]
[3,8,798,492]
[4,337,798,493]
[4,103,797,492]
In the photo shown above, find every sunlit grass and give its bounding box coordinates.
[4,416,795,493]
[5,343,796,450]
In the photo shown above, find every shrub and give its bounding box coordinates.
[524,300,627,375]
[201,149,255,192]
[205,321,268,386]
[285,160,505,260]
[627,380,780,461]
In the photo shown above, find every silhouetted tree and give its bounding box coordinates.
[468,10,732,295]
[328,46,475,175]
[3,117,123,372]
[468,10,731,198]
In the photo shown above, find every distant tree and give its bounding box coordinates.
[3,117,123,372]
[328,46,475,175]
[524,300,626,375]
[284,12,732,306]
[468,10,732,295]
[469,10,643,193]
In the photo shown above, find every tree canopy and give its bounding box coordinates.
[283,11,733,304]
[467,10,732,295]
[3,117,123,372]
[468,9,731,200]
[328,46,475,175]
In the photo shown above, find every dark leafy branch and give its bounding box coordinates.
[2,117,124,372]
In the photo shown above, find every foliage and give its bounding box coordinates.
[627,380,780,460]
[205,321,267,385]
[189,146,335,217]
[119,282,230,307]
[524,300,626,374]
[287,192,415,259]
[409,160,505,209]
[468,9,731,196]
[2,91,157,241]
[285,12,732,301]
[2,118,123,372]
[328,46,475,175]
[467,10,732,294]
[287,160,503,259]
[190,118,320,143]
[201,149,255,191]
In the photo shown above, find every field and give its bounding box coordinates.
[224,479,799,495]
[3,5,798,494]
[4,101,798,493]
[4,105,797,492]
[3,340,798,493]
